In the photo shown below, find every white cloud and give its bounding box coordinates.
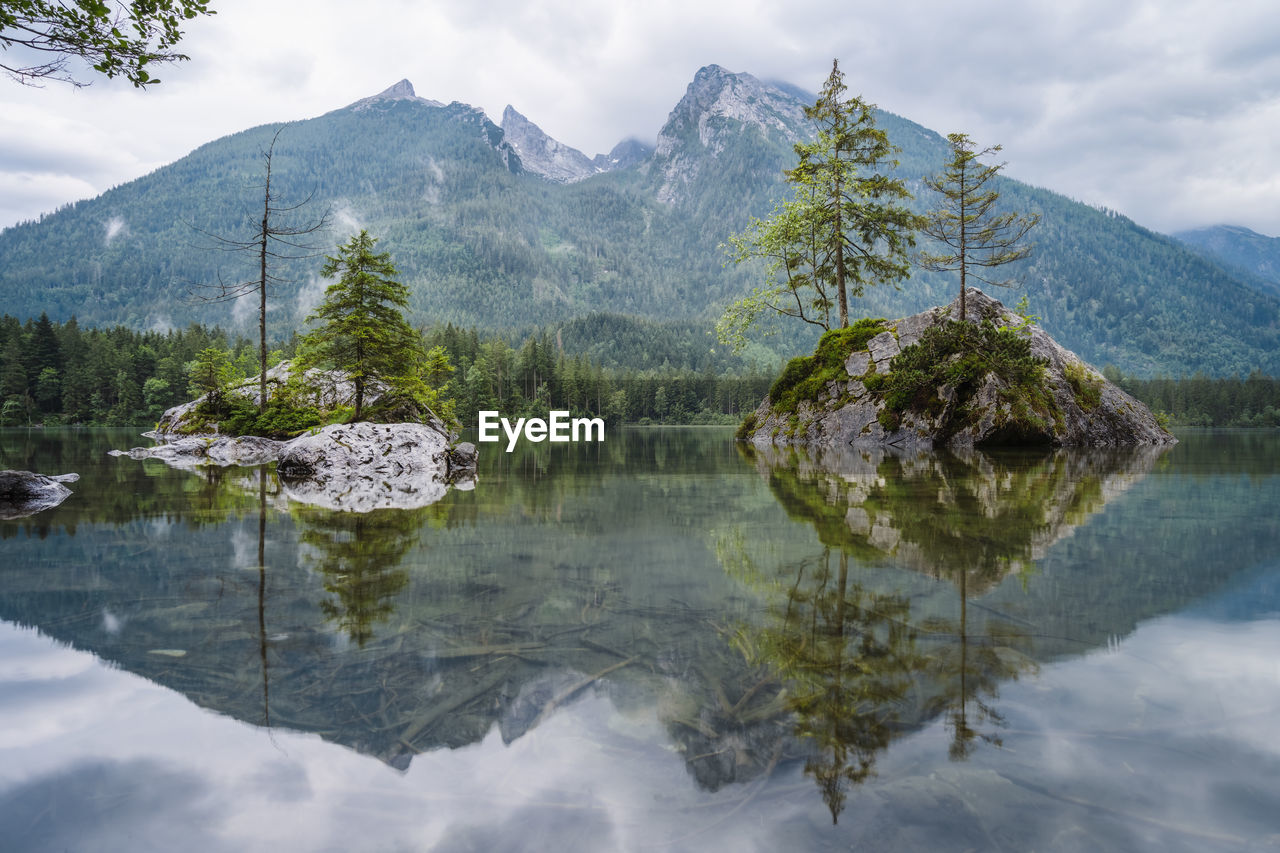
[104,215,126,244]
[1,0,1279,234]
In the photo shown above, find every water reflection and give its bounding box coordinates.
[720,442,1172,817]
[293,507,417,646]
[747,443,1166,589]
[4,428,1280,850]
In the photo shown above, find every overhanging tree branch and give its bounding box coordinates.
[0,0,215,87]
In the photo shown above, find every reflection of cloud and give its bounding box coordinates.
[0,759,225,853]
[3,602,1279,849]
[101,609,124,635]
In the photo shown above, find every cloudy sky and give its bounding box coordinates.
[2,0,1278,236]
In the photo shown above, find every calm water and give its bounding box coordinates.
[1,427,1278,852]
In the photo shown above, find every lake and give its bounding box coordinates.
[1,426,1278,851]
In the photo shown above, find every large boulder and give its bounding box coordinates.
[113,419,478,512]
[0,470,78,519]
[745,289,1176,449]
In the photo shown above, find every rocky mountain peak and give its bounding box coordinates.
[378,79,417,99]
[592,138,654,171]
[652,65,812,203]
[657,65,810,151]
[499,105,598,183]
[350,79,445,111]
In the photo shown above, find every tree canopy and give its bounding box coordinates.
[0,0,214,87]
[718,59,923,350]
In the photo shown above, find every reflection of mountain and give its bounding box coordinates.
[2,428,1277,800]
[0,428,768,776]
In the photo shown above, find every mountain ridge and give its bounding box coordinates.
[0,68,1277,377]
[1173,224,1280,300]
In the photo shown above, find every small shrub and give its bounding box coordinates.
[1064,362,1102,411]
[813,318,887,368]
[221,396,323,439]
[877,320,1049,430]
[769,356,813,402]
[735,412,758,441]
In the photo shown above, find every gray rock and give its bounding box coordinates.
[0,470,76,519]
[501,105,600,184]
[746,288,1176,449]
[116,417,477,512]
[844,351,871,377]
[894,309,940,349]
[867,330,901,367]
[276,422,470,511]
[446,442,478,482]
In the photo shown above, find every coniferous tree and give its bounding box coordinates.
[918,133,1040,323]
[719,59,922,348]
[792,60,922,329]
[296,230,423,421]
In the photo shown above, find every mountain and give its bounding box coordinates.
[500,105,600,183]
[1,66,1278,376]
[1173,224,1280,299]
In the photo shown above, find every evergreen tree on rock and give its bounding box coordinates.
[297,230,423,421]
[918,133,1040,323]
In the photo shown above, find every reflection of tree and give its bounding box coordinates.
[721,443,1167,814]
[293,509,420,646]
[918,567,1036,761]
[748,443,1163,594]
[727,545,924,823]
[256,465,270,727]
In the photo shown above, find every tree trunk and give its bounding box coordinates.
[834,171,848,328]
[258,163,271,414]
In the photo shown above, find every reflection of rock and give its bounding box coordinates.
[280,466,448,512]
[0,470,78,519]
[114,422,479,512]
[110,436,283,469]
[276,422,473,512]
[748,442,1167,593]
[747,289,1176,449]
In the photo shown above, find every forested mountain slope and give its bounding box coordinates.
[1174,224,1280,300]
[1,68,1276,376]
